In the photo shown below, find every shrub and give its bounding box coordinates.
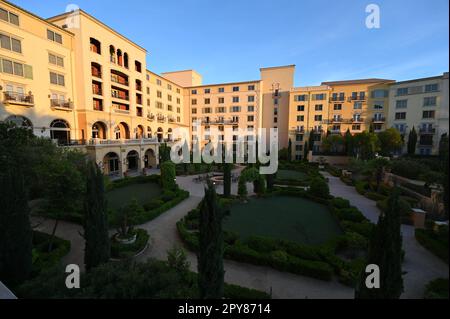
[223,283,271,299]
[334,207,367,223]
[160,161,177,191]
[365,192,387,201]
[161,190,176,202]
[31,231,71,276]
[330,197,351,209]
[424,278,449,299]
[415,229,449,264]
[355,181,368,195]
[340,221,374,239]
[308,177,330,199]
[143,199,164,211]
[391,159,427,180]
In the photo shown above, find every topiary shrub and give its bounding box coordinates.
[308,177,330,199]
[160,161,177,191]
[334,207,367,223]
[330,197,351,209]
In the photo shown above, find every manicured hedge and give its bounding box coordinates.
[355,181,368,195]
[223,283,271,299]
[424,278,449,299]
[365,192,387,202]
[31,231,71,276]
[106,174,160,191]
[110,228,149,259]
[415,229,449,264]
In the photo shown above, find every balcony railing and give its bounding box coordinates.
[348,95,366,102]
[157,116,166,123]
[111,76,129,86]
[89,137,158,146]
[419,128,436,134]
[3,91,34,106]
[351,118,364,123]
[51,99,73,110]
[111,92,129,101]
[372,117,386,123]
[91,70,102,78]
[92,87,103,95]
[147,114,155,121]
[330,97,345,102]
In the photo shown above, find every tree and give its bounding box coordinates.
[223,163,231,197]
[354,131,379,160]
[322,134,344,154]
[83,161,110,272]
[160,161,177,191]
[287,138,292,162]
[159,143,171,163]
[356,189,403,299]
[303,141,309,161]
[378,128,403,156]
[439,134,449,160]
[308,177,330,199]
[369,157,390,192]
[0,168,32,286]
[308,131,315,151]
[407,127,418,155]
[344,129,354,156]
[198,181,226,299]
[266,173,275,191]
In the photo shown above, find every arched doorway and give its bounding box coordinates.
[103,152,120,176]
[4,115,33,129]
[144,148,157,168]
[50,119,70,145]
[92,121,107,139]
[126,150,139,172]
[157,127,163,142]
[168,128,173,141]
[147,126,152,138]
[114,122,130,139]
[136,125,144,139]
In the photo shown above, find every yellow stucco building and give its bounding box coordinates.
[1,0,448,175]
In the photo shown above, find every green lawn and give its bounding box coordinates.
[224,196,343,245]
[276,169,307,181]
[106,183,162,210]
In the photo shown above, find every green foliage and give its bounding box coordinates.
[308,177,330,199]
[407,127,418,155]
[223,163,232,197]
[223,283,270,299]
[415,227,449,264]
[353,131,380,160]
[391,159,428,180]
[30,231,70,277]
[238,167,266,197]
[377,128,403,156]
[110,229,149,259]
[334,207,367,223]
[330,197,351,209]
[167,245,190,276]
[198,182,226,299]
[278,148,289,161]
[355,181,368,195]
[424,278,449,299]
[83,161,110,272]
[160,161,177,191]
[365,192,387,201]
[287,138,292,162]
[322,134,344,154]
[159,143,171,163]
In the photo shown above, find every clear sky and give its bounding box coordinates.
[9,0,449,86]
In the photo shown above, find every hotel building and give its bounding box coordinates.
[0,0,448,177]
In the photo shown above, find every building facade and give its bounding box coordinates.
[1,0,448,177]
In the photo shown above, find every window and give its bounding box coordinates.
[248,96,255,102]
[218,87,224,93]
[204,98,210,104]
[146,87,150,94]
[294,94,307,101]
[47,29,62,44]
[334,104,342,110]
[203,107,212,114]
[0,33,21,53]
[394,124,406,133]
[424,96,437,107]
[314,115,322,121]
[295,145,303,151]
[167,95,172,101]
[297,115,304,121]
[312,93,326,100]
[425,84,439,92]
[274,117,278,123]
[156,79,162,86]
[315,104,323,111]
[395,112,406,120]
[89,38,101,54]
[50,72,65,86]
[0,7,19,26]
[352,124,361,131]
[216,107,226,113]
[231,106,241,112]
[397,87,408,96]
[167,104,173,111]
[167,84,172,90]
[274,98,278,105]
[274,108,278,115]
[156,101,163,109]
[248,85,255,90]
[297,105,305,111]
[204,88,210,94]
[233,86,239,92]
[232,96,239,103]
[373,101,384,109]
[176,88,181,93]
[218,97,224,104]
[422,110,435,119]
[371,89,388,98]
[48,53,64,67]
[191,108,197,114]
[176,98,181,104]
[191,98,197,105]
[296,134,303,141]
[247,115,254,122]
[396,100,407,109]
[157,91,162,98]
[353,102,362,109]
[0,58,31,78]
[247,105,254,112]
[135,61,142,72]
[191,89,197,94]
[146,74,150,81]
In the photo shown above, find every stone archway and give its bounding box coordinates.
[115,122,130,139]
[126,150,139,172]
[103,152,120,176]
[136,125,144,139]
[157,127,163,142]
[50,119,70,145]
[144,148,157,168]
[92,121,107,139]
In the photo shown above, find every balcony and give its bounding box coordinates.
[168,117,175,123]
[3,91,34,106]
[88,137,158,146]
[50,99,73,110]
[330,97,345,102]
[419,128,436,135]
[157,115,166,123]
[372,117,386,123]
[351,118,364,123]
[332,118,343,123]
[147,114,155,121]
[347,95,366,102]
[113,103,129,114]
[111,76,129,86]
[92,87,103,96]
[111,91,129,101]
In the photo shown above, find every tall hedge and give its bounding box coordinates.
[161,161,177,191]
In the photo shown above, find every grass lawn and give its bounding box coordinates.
[224,196,343,245]
[276,169,308,181]
[106,183,162,210]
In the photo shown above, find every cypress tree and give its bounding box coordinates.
[0,167,32,286]
[407,126,418,155]
[287,138,292,162]
[303,141,309,161]
[83,161,110,272]
[198,181,225,299]
[344,128,353,156]
[266,173,275,191]
[356,188,403,299]
[308,132,315,151]
[223,163,231,197]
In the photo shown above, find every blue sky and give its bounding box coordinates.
[10,0,449,86]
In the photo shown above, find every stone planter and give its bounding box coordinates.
[113,232,137,245]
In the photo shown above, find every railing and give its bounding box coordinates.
[50,99,73,109]
[419,128,436,134]
[111,92,129,101]
[113,104,130,113]
[91,70,102,78]
[157,116,166,123]
[147,114,155,121]
[111,76,129,86]
[351,118,364,123]
[3,91,34,105]
[372,117,386,123]
[92,88,102,95]
[347,96,366,102]
[330,97,345,102]
[89,138,159,146]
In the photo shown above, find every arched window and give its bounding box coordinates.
[50,119,70,145]
[109,45,116,63]
[4,115,33,129]
[90,37,101,54]
[124,52,129,69]
[117,49,123,66]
